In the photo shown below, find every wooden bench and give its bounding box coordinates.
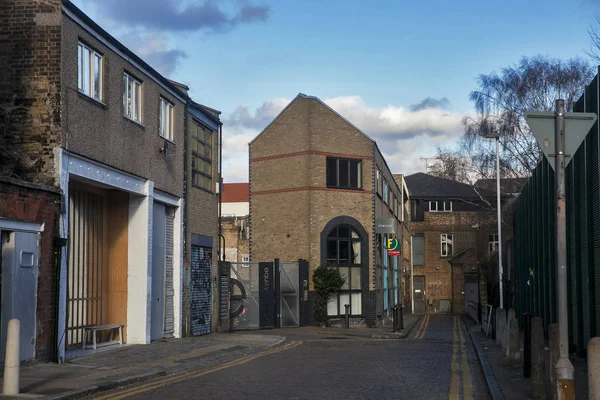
[82,324,123,350]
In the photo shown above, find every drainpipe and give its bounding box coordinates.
[218,124,223,262]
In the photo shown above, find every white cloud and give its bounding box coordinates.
[221,95,467,182]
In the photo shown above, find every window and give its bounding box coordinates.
[376,167,382,194]
[326,225,362,316]
[489,234,499,254]
[123,73,142,123]
[383,179,389,204]
[191,121,213,192]
[412,235,424,265]
[441,233,453,257]
[241,255,250,263]
[326,157,362,189]
[429,201,452,212]
[159,98,174,141]
[78,42,102,101]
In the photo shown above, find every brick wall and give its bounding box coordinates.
[411,209,496,313]
[222,216,249,262]
[0,178,60,362]
[0,0,62,186]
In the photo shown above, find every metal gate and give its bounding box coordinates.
[67,186,105,347]
[230,262,260,330]
[279,261,299,328]
[190,246,212,336]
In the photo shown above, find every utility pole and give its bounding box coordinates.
[526,101,597,400]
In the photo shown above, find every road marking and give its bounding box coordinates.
[417,315,430,339]
[449,316,460,400]
[93,340,303,400]
[458,318,474,400]
[412,315,427,339]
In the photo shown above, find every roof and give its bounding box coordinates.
[249,93,374,146]
[404,173,498,199]
[474,178,528,194]
[222,183,249,203]
[63,1,187,103]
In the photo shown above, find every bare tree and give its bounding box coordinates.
[428,146,475,185]
[462,56,594,178]
[588,15,600,64]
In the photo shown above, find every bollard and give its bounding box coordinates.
[399,305,404,331]
[589,337,600,400]
[3,319,20,395]
[531,317,545,400]
[524,313,532,378]
[344,304,350,329]
[392,305,398,332]
[509,317,520,363]
[496,308,506,347]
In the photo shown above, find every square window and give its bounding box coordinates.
[429,201,438,212]
[326,157,361,189]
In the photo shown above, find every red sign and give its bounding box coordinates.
[388,250,401,256]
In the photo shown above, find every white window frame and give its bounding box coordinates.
[429,201,438,212]
[78,42,102,101]
[383,179,389,204]
[441,233,453,257]
[241,255,250,263]
[443,201,452,211]
[123,72,142,123]
[159,97,174,141]
[489,234,499,254]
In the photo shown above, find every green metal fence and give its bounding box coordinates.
[514,71,600,356]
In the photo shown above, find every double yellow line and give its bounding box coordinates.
[94,340,303,400]
[412,315,430,339]
[449,316,473,400]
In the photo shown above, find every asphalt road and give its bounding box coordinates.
[90,315,489,400]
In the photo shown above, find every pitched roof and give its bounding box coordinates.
[222,183,249,203]
[404,173,497,199]
[249,93,374,145]
[474,178,528,194]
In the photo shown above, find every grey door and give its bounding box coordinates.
[413,276,425,314]
[464,273,479,322]
[151,203,166,341]
[1,231,39,361]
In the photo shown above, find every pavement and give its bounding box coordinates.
[467,320,590,400]
[0,313,421,399]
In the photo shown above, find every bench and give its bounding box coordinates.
[82,324,123,350]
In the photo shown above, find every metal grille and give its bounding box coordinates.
[67,186,105,347]
[164,209,174,337]
[190,246,212,336]
[230,262,260,330]
[279,261,299,328]
[514,72,600,355]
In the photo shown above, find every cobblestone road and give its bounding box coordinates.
[89,315,489,400]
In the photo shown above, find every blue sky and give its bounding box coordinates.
[74,0,600,182]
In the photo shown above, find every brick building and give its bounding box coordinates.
[405,173,510,316]
[221,183,249,264]
[1,0,220,362]
[249,94,409,326]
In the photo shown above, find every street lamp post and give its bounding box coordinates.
[486,131,503,309]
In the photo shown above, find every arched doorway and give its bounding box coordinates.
[320,216,368,318]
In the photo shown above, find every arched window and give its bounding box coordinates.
[325,225,362,316]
